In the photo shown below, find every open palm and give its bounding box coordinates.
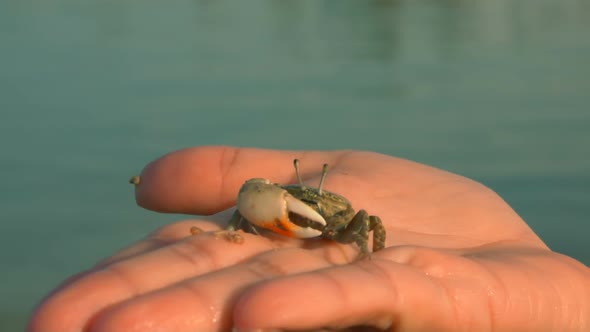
[29,146,589,332]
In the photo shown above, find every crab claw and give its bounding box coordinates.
[237,178,326,238]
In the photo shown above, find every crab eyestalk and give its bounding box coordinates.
[293,159,305,188]
[318,163,329,195]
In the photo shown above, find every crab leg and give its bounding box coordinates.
[226,209,260,235]
[369,215,386,252]
[322,210,386,254]
[321,210,370,255]
[226,209,243,231]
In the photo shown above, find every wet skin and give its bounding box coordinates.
[28,146,590,332]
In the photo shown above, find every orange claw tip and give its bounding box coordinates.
[256,216,322,238]
[256,218,296,237]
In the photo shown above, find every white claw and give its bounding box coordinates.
[284,194,326,226]
[237,178,286,227]
[284,194,325,238]
[236,178,324,239]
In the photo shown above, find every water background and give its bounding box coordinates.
[1,0,589,330]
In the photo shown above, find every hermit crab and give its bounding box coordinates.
[226,159,386,254]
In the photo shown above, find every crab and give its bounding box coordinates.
[226,159,386,255]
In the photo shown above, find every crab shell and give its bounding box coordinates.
[236,178,327,238]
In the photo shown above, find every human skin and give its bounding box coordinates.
[28,146,589,332]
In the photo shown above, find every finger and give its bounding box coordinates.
[131,146,347,215]
[89,248,336,332]
[232,253,481,331]
[96,219,223,267]
[28,229,284,332]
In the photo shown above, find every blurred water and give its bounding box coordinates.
[1,0,589,330]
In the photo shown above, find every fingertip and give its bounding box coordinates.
[27,271,109,332]
[87,299,164,332]
[232,278,297,329]
[234,273,342,330]
[88,282,227,332]
[131,146,344,215]
[87,298,158,332]
[134,146,228,215]
[232,261,414,331]
[28,300,78,332]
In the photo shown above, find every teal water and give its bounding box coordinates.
[1,0,589,330]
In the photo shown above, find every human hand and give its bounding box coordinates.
[29,146,589,331]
